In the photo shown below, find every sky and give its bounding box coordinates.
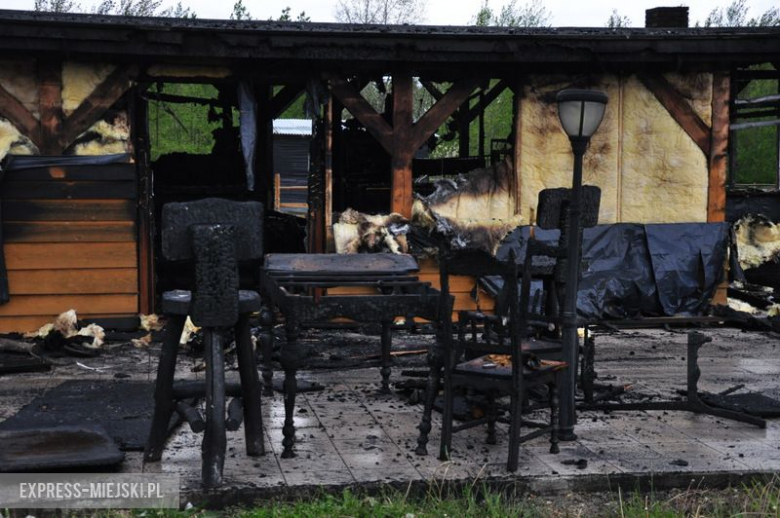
[0,0,777,27]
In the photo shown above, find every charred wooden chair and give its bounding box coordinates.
[415,187,601,464]
[144,198,265,488]
[436,247,568,472]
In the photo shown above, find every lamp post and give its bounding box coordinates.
[555,89,608,440]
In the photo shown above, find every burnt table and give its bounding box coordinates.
[260,253,441,458]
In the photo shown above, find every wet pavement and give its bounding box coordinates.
[1,325,779,501]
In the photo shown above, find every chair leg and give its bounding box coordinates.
[235,314,265,457]
[202,328,227,488]
[439,371,454,461]
[415,347,442,456]
[379,321,392,394]
[506,387,522,472]
[144,315,185,463]
[486,391,498,445]
[549,378,561,454]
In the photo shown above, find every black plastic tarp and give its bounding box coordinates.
[482,222,729,321]
[1,153,131,171]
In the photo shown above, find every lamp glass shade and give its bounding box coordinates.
[556,89,608,138]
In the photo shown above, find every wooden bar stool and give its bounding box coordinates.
[144,198,265,488]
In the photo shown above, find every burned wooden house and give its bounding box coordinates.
[0,7,778,332]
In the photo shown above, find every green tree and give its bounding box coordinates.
[702,0,780,27]
[277,6,310,22]
[606,9,631,28]
[34,0,79,12]
[472,0,551,27]
[230,0,251,20]
[334,0,426,24]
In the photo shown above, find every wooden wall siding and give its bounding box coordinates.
[0,163,138,333]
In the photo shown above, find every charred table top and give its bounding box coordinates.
[259,253,441,459]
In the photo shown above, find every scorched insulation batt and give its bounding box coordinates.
[517,73,711,225]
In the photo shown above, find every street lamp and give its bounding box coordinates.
[555,88,608,440]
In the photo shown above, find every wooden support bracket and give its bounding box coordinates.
[59,65,138,152]
[411,78,480,151]
[0,84,42,150]
[270,84,304,119]
[638,73,711,157]
[330,78,393,154]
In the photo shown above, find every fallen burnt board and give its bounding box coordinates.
[0,425,124,472]
[0,380,179,451]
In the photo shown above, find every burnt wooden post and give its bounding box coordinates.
[392,73,414,217]
[708,71,730,223]
[38,60,63,155]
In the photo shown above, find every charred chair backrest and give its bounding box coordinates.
[535,186,601,316]
[161,198,264,327]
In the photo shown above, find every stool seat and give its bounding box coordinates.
[162,289,263,316]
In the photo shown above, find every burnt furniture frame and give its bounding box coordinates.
[580,330,766,428]
[416,246,568,470]
[144,198,265,488]
[259,253,441,459]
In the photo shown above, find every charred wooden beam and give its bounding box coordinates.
[708,71,730,223]
[330,77,393,154]
[411,78,479,151]
[638,73,711,157]
[0,84,41,149]
[392,73,414,217]
[271,84,304,119]
[463,80,508,124]
[59,65,138,152]
[38,60,63,155]
[143,91,220,106]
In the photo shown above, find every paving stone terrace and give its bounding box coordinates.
[1,325,779,505]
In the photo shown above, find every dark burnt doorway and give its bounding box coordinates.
[143,82,260,308]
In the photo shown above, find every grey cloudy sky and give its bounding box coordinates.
[0,0,777,26]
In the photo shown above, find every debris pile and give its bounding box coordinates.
[333,208,410,254]
[24,309,105,355]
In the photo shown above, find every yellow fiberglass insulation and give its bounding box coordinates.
[518,76,620,225]
[62,62,117,115]
[0,119,36,160]
[620,75,709,223]
[515,73,711,225]
[0,60,39,119]
[734,215,780,270]
[71,112,131,156]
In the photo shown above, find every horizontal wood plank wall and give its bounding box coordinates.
[417,257,494,321]
[0,163,138,333]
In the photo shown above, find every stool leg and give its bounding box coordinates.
[235,314,265,457]
[144,315,185,463]
[380,321,392,393]
[202,328,227,488]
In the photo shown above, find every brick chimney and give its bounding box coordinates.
[645,7,689,28]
